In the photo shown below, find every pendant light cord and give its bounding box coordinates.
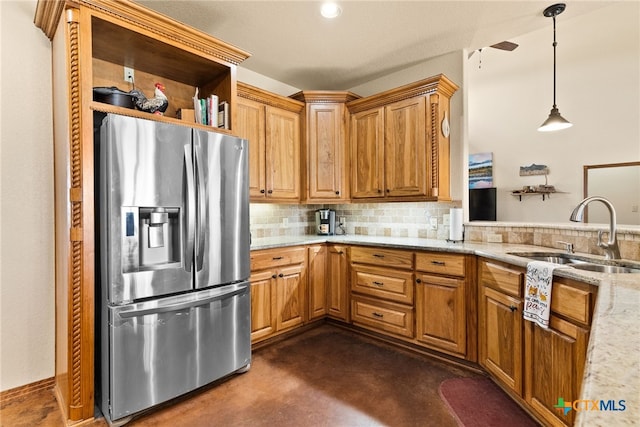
[552,15,557,108]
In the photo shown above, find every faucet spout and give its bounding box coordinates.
[570,196,621,259]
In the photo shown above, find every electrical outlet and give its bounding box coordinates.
[429,217,438,230]
[282,218,289,227]
[443,214,450,226]
[339,217,346,227]
[124,66,135,83]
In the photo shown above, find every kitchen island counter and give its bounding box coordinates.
[250,234,640,425]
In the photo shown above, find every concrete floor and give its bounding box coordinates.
[2,324,500,427]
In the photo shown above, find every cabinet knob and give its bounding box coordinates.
[335,191,340,195]
[416,278,422,284]
[260,189,266,194]
[272,274,277,279]
[278,273,284,278]
[509,305,517,312]
[267,189,273,194]
[386,189,390,193]
[377,189,382,193]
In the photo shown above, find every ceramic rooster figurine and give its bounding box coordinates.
[129,83,169,115]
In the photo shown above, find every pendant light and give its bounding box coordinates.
[538,3,573,132]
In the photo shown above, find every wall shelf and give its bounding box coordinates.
[511,190,565,201]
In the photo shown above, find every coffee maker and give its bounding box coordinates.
[315,209,336,235]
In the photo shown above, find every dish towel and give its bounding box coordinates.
[523,261,557,329]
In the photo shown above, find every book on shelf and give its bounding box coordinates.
[192,88,224,128]
[218,101,229,129]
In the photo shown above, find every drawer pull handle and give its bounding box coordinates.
[372,281,384,287]
[272,256,283,260]
[373,254,385,258]
[372,312,384,318]
[509,305,517,312]
[431,261,446,266]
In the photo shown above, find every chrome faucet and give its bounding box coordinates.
[570,196,621,259]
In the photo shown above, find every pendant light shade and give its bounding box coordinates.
[538,3,573,132]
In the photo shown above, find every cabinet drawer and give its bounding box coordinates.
[351,264,414,305]
[416,252,465,277]
[350,246,413,269]
[479,260,523,297]
[251,246,306,271]
[550,280,594,325]
[351,295,414,338]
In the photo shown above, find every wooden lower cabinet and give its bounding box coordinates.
[327,245,349,321]
[525,316,589,427]
[415,273,466,356]
[479,285,524,396]
[308,245,328,320]
[351,294,414,338]
[249,269,278,342]
[250,247,307,343]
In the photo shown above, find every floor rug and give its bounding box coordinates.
[439,377,540,427]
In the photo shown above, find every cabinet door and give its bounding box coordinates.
[415,274,466,356]
[308,245,327,320]
[265,106,300,200]
[327,245,349,321]
[276,263,306,330]
[237,97,266,199]
[525,316,589,427]
[307,104,347,201]
[249,269,277,342]
[479,286,524,396]
[384,96,427,197]
[351,107,385,198]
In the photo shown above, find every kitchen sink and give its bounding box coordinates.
[508,252,640,274]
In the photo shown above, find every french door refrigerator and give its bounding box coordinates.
[96,113,251,425]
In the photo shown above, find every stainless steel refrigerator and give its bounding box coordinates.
[96,113,251,424]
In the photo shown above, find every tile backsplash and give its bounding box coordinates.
[250,203,640,261]
[250,202,460,239]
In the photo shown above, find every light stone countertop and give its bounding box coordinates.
[251,234,640,425]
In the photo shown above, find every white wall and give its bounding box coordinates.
[0,0,55,391]
[467,2,640,223]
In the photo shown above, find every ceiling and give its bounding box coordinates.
[137,1,611,91]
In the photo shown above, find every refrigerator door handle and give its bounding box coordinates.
[117,287,246,318]
[184,144,196,272]
[194,144,206,271]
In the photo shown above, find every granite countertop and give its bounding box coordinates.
[251,234,640,425]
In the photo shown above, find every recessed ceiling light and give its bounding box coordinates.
[321,2,341,19]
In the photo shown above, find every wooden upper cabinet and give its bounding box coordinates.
[347,75,458,202]
[385,96,427,197]
[236,97,266,198]
[290,91,359,203]
[237,83,304,202]
[34,0,250,423]
[350,107,385,198]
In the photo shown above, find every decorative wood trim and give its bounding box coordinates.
[290,90,361,104]
[346,74,458,114]
[237,82,304,113]
[34,0,250,65]
[430,97,439,197]
[0,377,55,403]
[34,0,65,39]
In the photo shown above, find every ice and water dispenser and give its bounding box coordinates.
[121,206,181,272]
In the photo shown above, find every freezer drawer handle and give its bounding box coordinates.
[118,287,246,318]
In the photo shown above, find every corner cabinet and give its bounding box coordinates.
[34,1,250,423]
[347,75,458,202]
[290,91,360,203]
[237,82,303,202]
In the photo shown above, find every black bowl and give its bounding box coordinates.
[93,87,135,109]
